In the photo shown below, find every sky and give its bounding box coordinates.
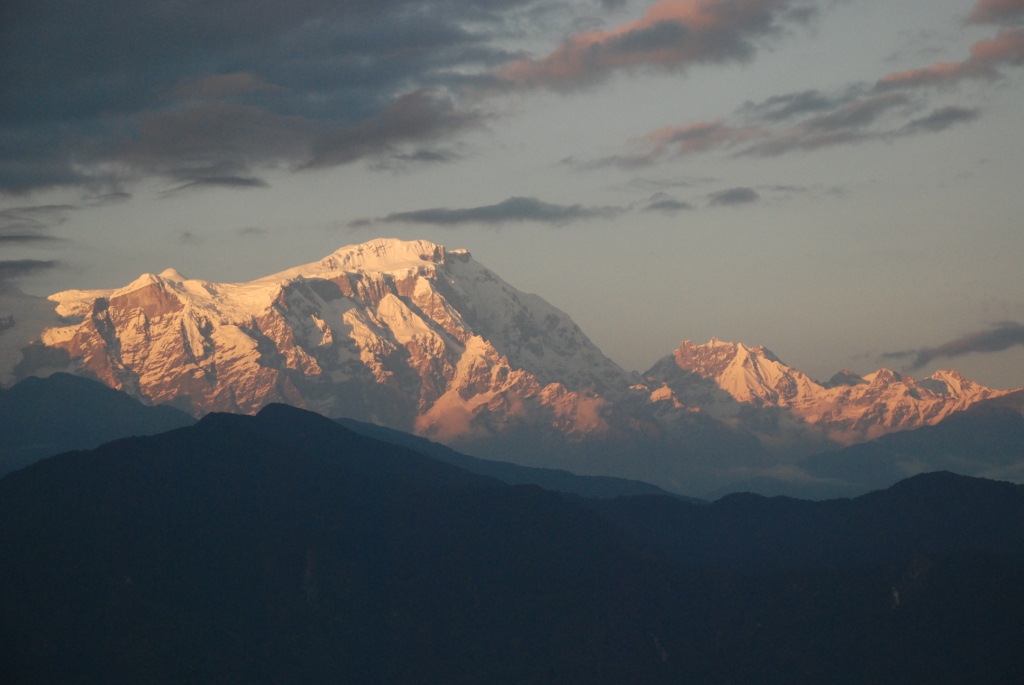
[2,0,1024,388]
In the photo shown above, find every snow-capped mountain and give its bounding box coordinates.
[17,239,637,448]
[2,238,1011,495]
[642,338,1007,451]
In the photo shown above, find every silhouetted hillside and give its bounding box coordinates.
[588,471,1024,571]
[337,416,694,500]
[0,405,684,684]
[0,373,194,476]
[2,405,1023,683]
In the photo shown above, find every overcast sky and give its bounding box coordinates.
[3,0,1024,388]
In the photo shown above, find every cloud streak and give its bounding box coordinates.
[0,205,75,245]
[0,260,61,294]
[883,322,1024,370]
[582,0,1023,168]
[877,28,1024,90]
[497,0,816,91]
[708,187,759,205]
[351,196,622,227]
[969,0,1024,25]
[643,194,694,213]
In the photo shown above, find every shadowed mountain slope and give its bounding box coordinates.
[0,372,194,477]
[800,389,1024,494]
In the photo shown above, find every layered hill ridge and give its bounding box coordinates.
[642,338,1006,450]
[4,405,1024,683]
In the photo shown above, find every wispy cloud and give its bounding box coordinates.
[642,193,694,213]
[708,187,759,206]
[582,0,1023,168]
[0,205,75,245]
[161,176,271,196]
[899,106,980,134]
[496,0,817,91]
[883,321,1024,370]
[877,28,1024,89]
[968,0,1024,25]
[0,259,61,294]
[350,196,622,227]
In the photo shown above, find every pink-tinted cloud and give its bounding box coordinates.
[878,28,1024,89]
[969,0,1024,25]
[170,73,284,102]
[643,121,766,155]
[603,87,977,166]
[497,0,810,90]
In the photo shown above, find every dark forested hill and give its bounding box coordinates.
[0,373,195,477]
[2,404,1023,684]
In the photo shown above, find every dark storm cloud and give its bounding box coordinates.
[0,0,529,193]
[708,187,759,206]
[883,322,1024,370]
[353,196,622,227]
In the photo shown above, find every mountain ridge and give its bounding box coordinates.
[1,238,1013,495]
[641,338,1006,451]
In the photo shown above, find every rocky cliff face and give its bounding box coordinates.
[642,338,1006,452]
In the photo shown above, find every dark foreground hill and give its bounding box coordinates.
[337,416,690,500]
[2,404,1024,684]
[0,372,683,499]
[0,373,195,477]
[587,471,1024,571]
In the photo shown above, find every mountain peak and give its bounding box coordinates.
[23,237,631,430]
[825,369,867,388]
[318,238,448,274]
[673,338,783,379]
[158,267,187,282]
